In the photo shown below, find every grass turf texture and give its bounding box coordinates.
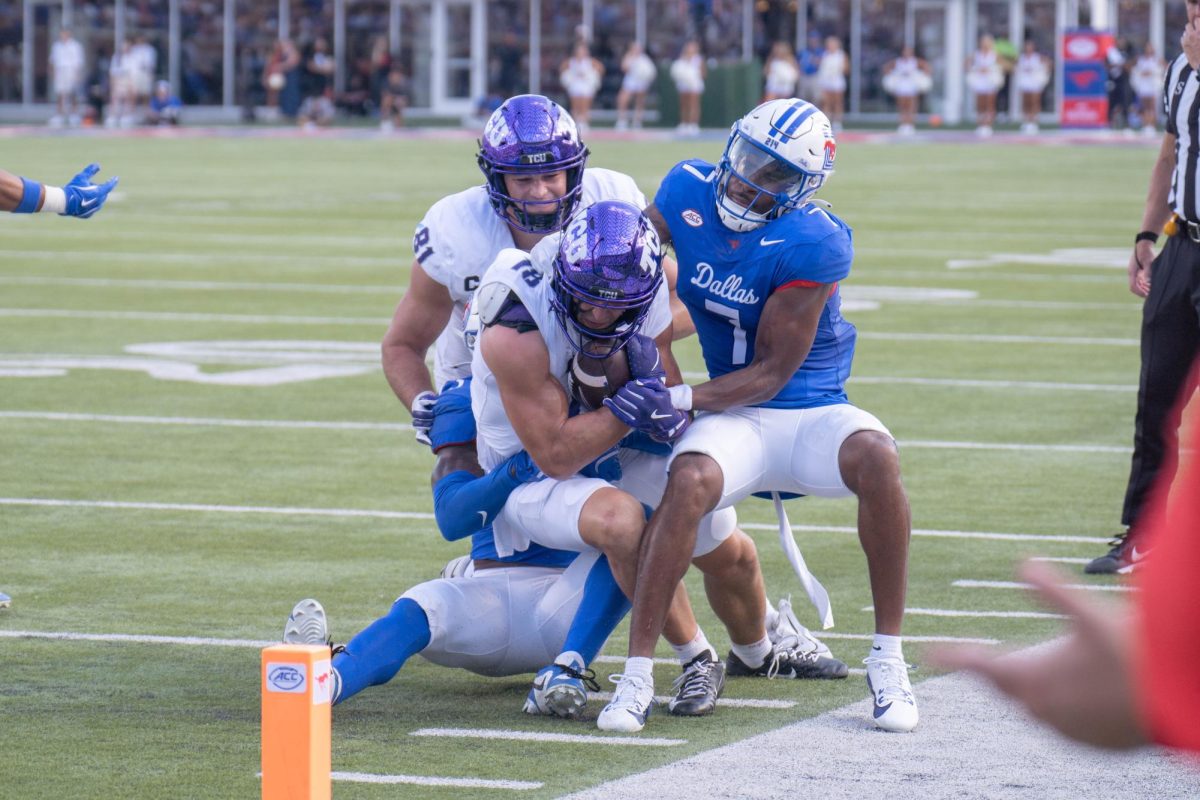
[0,133,1153,798]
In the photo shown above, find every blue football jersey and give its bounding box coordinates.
[656,159,856,409]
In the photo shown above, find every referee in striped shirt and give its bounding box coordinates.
[1087,5,1200,574]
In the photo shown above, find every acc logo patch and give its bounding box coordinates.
[682,209,704,227]
[267,663,307,693]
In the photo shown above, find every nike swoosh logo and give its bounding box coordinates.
[81,198,98,208]
[478,511,488,526]
[760,238,786,246]
[650,411,673,420]
[873,701,893,718]
[871,645,882,651]
[1131,545,1149,561]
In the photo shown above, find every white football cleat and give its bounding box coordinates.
[864,655,919,732]
[597,673,655,733]
[284,598,329,646]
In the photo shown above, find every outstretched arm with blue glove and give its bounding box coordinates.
[2,164,118,218]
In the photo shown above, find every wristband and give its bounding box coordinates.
[1135,230,1159,245]
[668,383,693,411]
[13,178,42,213]
[41,186,67,215]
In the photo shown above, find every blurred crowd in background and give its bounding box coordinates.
[0,0,1171,132]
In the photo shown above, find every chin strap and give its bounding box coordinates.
[771,492,834,629]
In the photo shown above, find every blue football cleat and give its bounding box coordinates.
[524,652,599,719]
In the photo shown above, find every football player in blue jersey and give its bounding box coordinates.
[599,99,918,733]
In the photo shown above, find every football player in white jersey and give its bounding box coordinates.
[600,100,918,734]
[381,94,647,445]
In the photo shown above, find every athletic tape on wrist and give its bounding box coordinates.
[41,186,67,215]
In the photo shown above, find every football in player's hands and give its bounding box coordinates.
[567,340,631,411]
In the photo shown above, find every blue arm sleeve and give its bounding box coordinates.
[431,466,524,542]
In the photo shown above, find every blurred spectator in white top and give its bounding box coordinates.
[816,35,848,132]
[130,35,157,115]
[882,46,931,135]
[1013,40,1050,135]
[1131,42,1166,136]
[298,37,335,130]
[107,40,136,128]
[762,41,800,102]
[671,39,705,136]
[615,41,656,130]
[49,28,85,128]
[559,40,604,132]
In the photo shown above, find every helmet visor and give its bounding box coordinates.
[726,135,806,197]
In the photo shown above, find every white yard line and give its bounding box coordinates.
[866,606,1068,620]
[0,276,396,294]
[0,497,1110,545]
[817,632,1001,644]
[1029,556,1093,565]
[953,579,1134,593]
[0,411,412,432]
[0,250,396,266]
[859,331,1137,346]
[846,376,1134,392]
[0,411,1127,454]
[410,727,685,747]
[331,771,541,790]
[0,497,433,520]
[0,308,386,326]
[0,630,277,648]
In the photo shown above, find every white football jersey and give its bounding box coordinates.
[470,234,670,472]
[413,168,647,388]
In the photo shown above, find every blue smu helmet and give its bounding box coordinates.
[714,98,836,231]
[477,94,589,234]
[549,200,663,358]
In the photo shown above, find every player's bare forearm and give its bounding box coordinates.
[0,169,41,212]
[482,325,627,479]
[690,283,826,411]
[654,328,684,386]
[380,262,454,407]
[1140,133,1177,233]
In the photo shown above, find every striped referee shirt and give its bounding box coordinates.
[1164,53,1200,221]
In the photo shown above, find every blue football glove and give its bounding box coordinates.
[62,163,118,219]
[623,333,665,381]
[503,450,546,483]
[603,378,692,443]
[410,390,438,448]
[580,445,622,482]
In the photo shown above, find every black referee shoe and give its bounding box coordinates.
[667,650,725,716]
[1084,528,1150,575]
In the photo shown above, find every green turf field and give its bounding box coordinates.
[0,131,1156,798]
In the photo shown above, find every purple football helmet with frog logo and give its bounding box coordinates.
[550,200,664,358]
[477,94,589,234]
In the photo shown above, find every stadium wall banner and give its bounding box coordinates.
[1060,29,1113,128]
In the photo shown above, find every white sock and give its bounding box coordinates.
[670,629,716,665]
[870,633,904,661]
[730,635,772,669]
[625,656,654,686]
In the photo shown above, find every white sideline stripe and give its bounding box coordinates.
[331,771,541,790]
[0,412,1127,454]
[1030,556,1092,565]
[953,579,1135,593]
[0,497,1108,544]
[738,522,1109,545]
[0,275,398,295]
[592,692,796,710]
[594,655,677,666]
[0,250,396,266]
[411,728,686,747]
[0,308,386,326]
[0,630,276,648]
[0,497,434,520]
[0,411,413,432]
[866,606,1068,620]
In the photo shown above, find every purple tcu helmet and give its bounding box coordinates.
[550,200,664,358]
[477,94,589,234]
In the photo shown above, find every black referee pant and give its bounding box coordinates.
[1122,232,1200,528]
